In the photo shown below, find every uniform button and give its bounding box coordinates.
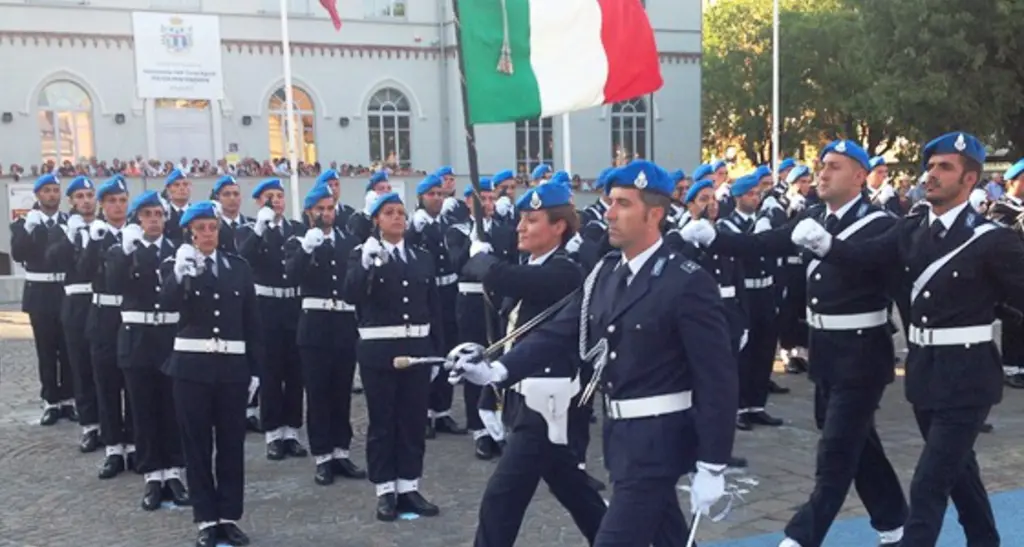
[403,281,409,287]
[282,274,288,279]
[332,289,338,296]
[214,294,220,300]
[952,271,959,278]
[543,367,551,373]
[856,329,863,335]
[403,314,409,320]
[610,351,617,360]
[403,297,409,303]
[607,325,615,334]
[965,343,971,349]
[194,291,201,296]
[155,286,161,292]
[332,275,337,280]
[713,254,719,260]
[440,254,445,259]
[331,260,336,266]
[715,269,721,275]
[213,327,220,334]
[904,266,910,272]
[214,310,220,316]
[606,382,613,389]
[281,260,286,265]
[921,316,928,324]
[811,297,818,305]
[814,273,821,280]
[923,291,931,299]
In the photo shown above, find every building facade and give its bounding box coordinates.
[0,0,702,178]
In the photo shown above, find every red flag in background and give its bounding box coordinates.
[320,0,342,30]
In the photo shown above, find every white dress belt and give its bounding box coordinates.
[24,272,65,283]
[908,324,994,347]
[719,286,736,299]
[121,311,180,325]
[302,297,355,312]
[92,293,123,307]
[605,391,693,420]
[744,276,774,289]
[436,273,458,286]
[805,308,888,331]
[174,337,246,355]
[358,324,431,340]
[254,284,297,298]
[64,283,93,295]
[458,282,484,294]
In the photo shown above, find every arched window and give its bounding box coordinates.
[610,98,647,166]
[515,117,554,176]
[268,86,317,164]
[37,80,95,165]
[367,87,412,169]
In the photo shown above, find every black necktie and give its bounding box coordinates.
[612,263,631,301]
[45,219,55,228]
[930,219,945,240]
[205,257,216,277]
[229,221,237,229]
[824,214,839,234]
[392,249,404,263]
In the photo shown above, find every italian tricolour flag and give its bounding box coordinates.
[459,0,663,124]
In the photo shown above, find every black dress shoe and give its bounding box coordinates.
[98,454,125,479]
[425,421,436,439]
[40,407,60,426]
[61,405,78,422]
[245,415,262,433]
[332,458,367,479]
[126,451,138,473]
[80,430,102,453]
[141,481,163,511]
[218,522,251,546]
[164,478,190,506]
[474,436,496,460]
[735,414,753,431]
[283,438,308,457]
[266,439,286,461]
[768,380,791,395]
[728,455,749,469]
[747,410,784,426]
[434,416,467,435]
[979,422,994,434]
[785,357,808,374]
[376,493,398,522]
[314,462,334,486]
[397,491,440,517]
[195,527,218,547]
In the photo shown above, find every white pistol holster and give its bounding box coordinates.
[520,376,580,445]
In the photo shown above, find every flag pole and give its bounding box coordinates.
[279,0,302,220]
[771,0,780,184]
[561,113,572,174]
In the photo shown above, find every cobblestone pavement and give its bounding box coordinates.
[3,306,1024,547]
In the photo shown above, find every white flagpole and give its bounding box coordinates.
[561,113,572,175]
[771,0,780,184]
[279,0,302,219]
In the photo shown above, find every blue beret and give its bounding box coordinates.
[164,169,186,187]
[710,160,727,172]
[369,191,403,218]
[65,176,94,196]
[692,163,713,182]
[416,175,443,196]
[684,178,714,204]
[33,173,60,193]
[463,178,495,198]
[366,170,389,191]
[594,167,615,190]
[730,174,759,197]
[785,165,811,184]
[303,183,334,210]
[434,166,454,178]
[819,139,870,171]
[516,182,572,211]
[922,132,986,169]
[179,201,218,227]
[778,158,796,172]
[868,156,886,170]
[549,171,571,186]
[252,178,284,199]
[97,176,127,201]
[491,169,515,185]
[317,169,339,185]
[604,160,673,197]
[128,190,163,217]
[531,164,552,180]
[1004,158,1024,181]
[669,170,686,183]
[211,175,238,197]
[753,165,772,181]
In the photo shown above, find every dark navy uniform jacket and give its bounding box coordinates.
[284,227,359,349]
[336,203,356,236]
[406,212,460,326]
[866,186,904,217]
[824,205,1024,408]
[165,204,187,244]
[445,220,517,344]
[105,237,178,369]
[235,219,304,331]
[573,219,614,273]
[79,227,124,339]
[710,197,898,387]
[346,212,374,243]
[10,212,68,315]
[717,209,778,311]
[495,242,738,481]
[579,199,608,227]
[159,251,263,385]
[45,220,93,330]
[217,214,252,254]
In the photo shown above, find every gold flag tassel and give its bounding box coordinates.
[496,0,514,74]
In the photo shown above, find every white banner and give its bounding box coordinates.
[132,12,224,100]
[7,182,35,222]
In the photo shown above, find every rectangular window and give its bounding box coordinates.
[364,0,406,18]
[515,117,554,176]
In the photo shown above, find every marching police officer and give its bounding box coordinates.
[46,175,102,451]
[236,179,307,460]
[284,184,368,485]
[161,201,259,547]
[163,169,192,243]
[342,192,445,521]
[778,165,813,374]
[461,183,607,546]
[666,169,689,226]
[407,174,467,438]
[315,169,357,233]
[80,177,135,477]
[106,190,188,510]
[865,157,902,216]
[791,132,1024,546]
[579,168,614,226]
[347,170,391,242]
[10,173,73,425]
[450,160,737,546]
[491,169,518,225]
[530,164,553,187]
[209,175,250,254]
[988,158,1024,388]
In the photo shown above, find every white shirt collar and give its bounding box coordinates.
[381,239,406,260]
[620,238,664,281]
[734,209,755,222]
[928,199,970,230]
[40,211,59,224]
[527,246,558,266]
[826,194,862,220]
[222,214,241,225]
[142,236,164,249]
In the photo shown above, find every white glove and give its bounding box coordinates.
[363,191,379,216]
[969,188,987,213]
[412,209,432,232]
[753,217,772,234]
[89,220,109,241]
[301,227,325,254]
[565,232,583,254]
[65,214,86,243]
[121,224,144,255]
[679,218,717,246]
[361,237,384,269]
[470,241,493,257]
[441,196,459,216]
[212,201,223,217]
[877,184,896,204]
[739,329,749,351]
[175,243,199,265]
[790,218,832,256]
[788,193,806,214]
[495,195,513,217]
[445,342,508,386]
[760,195,781,212]
[247,376,260,403]
[253,207,275,236]
[23,209,44,232]
[690,462,727,516]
